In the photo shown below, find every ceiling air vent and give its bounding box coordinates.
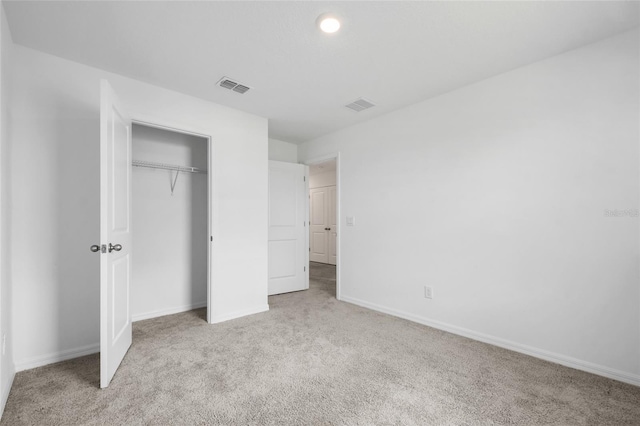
[217,77,251,94]
[345,98,375,112]
[233,84,250,94]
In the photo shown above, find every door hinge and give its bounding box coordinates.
[210,236,213,242]
[304,266,306,272]
[304,176,306,182]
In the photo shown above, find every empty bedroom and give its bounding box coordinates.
[0,1,638,425]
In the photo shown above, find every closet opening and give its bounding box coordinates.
[130,123,210,323]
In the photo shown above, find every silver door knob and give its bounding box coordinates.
[109,243,122,253]
[90,245,101,253]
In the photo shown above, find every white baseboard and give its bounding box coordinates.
[15,303,208,373]
[0,366,15,419]
[341,295,640,387]
[132,301,207,322]
[210,304,269,324]
[15,343,99,373]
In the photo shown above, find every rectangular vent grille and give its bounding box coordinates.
[219,79,237,90]
[345,98,375,112]
[233,84,250,94]
[217,77,251,94]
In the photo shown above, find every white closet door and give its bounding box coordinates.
[328,186,337,266]
[268,161,309,295]
[309,187,328,264]
[99,80,133,388]
[310,185,336,265]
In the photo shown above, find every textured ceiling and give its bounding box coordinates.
[4,1,639,143]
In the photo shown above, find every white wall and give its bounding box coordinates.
[299,30,640,385]
[11,44,268,370]
[0,3,14,416]
[131,125,208,321]
[268,138,297,163]
[309,170,336,189]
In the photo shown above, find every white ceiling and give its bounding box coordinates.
[310,159,336,176]
[4,1,639,144]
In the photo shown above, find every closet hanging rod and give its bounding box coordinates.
[132,160,206,174]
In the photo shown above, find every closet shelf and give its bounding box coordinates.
[132,160,206,174]
[132,160,206,196]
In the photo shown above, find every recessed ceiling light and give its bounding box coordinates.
[317,13,341,34]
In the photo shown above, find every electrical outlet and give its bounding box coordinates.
[424,286,433,299]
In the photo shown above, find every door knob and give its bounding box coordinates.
[90,245,101,253]
[109,243,122,253]
[325,227,330,231]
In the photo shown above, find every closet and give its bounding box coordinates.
[131,124,209,321]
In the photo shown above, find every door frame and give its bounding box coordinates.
[304,152,341,300]
[130,117,214,324]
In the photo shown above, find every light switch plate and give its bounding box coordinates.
[346,216,355,226]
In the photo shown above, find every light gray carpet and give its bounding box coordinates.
[2,262,639,425]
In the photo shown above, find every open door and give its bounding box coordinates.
[98,80,132,388]
[268,161,308,295]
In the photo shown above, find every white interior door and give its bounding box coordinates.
[328,186,337,265]
[309,187,328,263]
[268,161,308,295]
[99,80,132,388]
[310,186,336,265]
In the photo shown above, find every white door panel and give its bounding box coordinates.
[100,80,132,388]
[328,186,337,265]
[312,232,326,254]
[268,161,308,295]
[309,185,336,265]
[269,240,297,278]
[309,188,328,263]
[311,192,325,225]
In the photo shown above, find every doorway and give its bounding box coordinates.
[306,156,340,299]
[98,80,215,388]
[309,160,336,265]
[131,123,209,321]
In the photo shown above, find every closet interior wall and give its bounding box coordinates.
[131,124,208,321]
